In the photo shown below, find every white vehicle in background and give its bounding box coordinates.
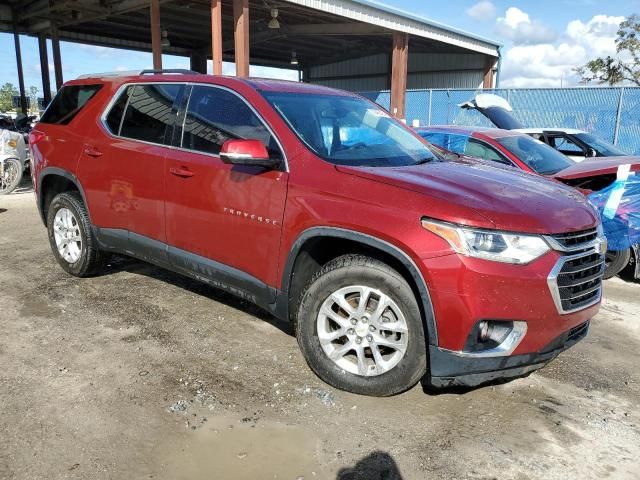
[460,94,635,162]
[516,128,630,163]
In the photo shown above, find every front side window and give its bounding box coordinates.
[465,139,513,166]
[40,84,102,125]
[574,132,627,157]
[119,84,183,144]
[181,86,281,160]
[261,92,436,167]
[549,135,584,155]
[496,135,574,175]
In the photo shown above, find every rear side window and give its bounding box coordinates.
[105,86,132,134]
[420,132,468,155]
[181,85,281,159]
[40,84,102,125]
[119,84,183,144]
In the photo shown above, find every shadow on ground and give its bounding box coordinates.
[98,254,295,337]
[336,451,403,480]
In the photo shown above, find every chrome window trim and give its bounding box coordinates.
[547,248,604,314]
[99,81,289,172]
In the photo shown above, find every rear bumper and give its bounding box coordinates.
[428,320,589,388]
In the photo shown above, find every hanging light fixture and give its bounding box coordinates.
[268,7,280,29]
[290,50,298,65]
[161,29,171,48]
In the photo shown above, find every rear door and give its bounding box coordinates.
[164,84,288,289]
[77,83,184,254]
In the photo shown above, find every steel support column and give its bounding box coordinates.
[51,24,63,90]
[150,0,162,69]
[12,11,27,114]
[483,56,495,89]
[211,0,223,75]
[390,31,408,120]
[233,0,250,78]
[38,33,52,106]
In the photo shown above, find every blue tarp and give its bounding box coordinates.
[588,174,640,251]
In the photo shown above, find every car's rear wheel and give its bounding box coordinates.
[47,192,105,277]
[296,255,427,396]
[603,248,631,280]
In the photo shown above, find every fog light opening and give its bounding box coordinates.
[464,320,527,355]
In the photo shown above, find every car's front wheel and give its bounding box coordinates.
[296,255,427,396]
[47,192,105,277]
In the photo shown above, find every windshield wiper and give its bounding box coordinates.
[414,157,435,165]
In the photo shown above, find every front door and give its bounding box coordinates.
[164,85,288,291]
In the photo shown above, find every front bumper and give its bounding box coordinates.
[429,320,589,388]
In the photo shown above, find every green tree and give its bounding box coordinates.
[29,86,39,112]
[576,14,640,86]
[0,82,19,112]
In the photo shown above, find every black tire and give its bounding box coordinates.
[603,248,631,280]
[46,191,105,277]
[296,254,427,396]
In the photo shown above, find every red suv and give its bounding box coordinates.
[30,71,606,396]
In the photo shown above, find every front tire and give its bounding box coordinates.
[296,255,427,396]
[604,248,631,280]
[47,192,104,277]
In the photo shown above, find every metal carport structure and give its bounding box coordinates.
[0,0,501,119]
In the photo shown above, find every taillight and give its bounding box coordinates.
[29,130,45,145]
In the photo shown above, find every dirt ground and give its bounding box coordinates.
[1,183,639,480]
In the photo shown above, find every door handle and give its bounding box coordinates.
[169,166,194,178]
[84,146,103,158]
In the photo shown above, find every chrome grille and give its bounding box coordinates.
[550,228,598,250]
[548,250,604,314]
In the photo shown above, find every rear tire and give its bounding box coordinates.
[0,158,23,195]
[296,254,427,396]
[47,192,105,277]
[603,248,631,280]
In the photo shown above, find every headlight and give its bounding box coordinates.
[7,139,17,149]
[421,219,551,264]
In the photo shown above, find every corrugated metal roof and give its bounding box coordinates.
[282,0,501,57]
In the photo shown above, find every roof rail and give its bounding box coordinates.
[76,69,200,80]
[139,69,200,75]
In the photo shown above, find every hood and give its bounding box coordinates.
[459,93,523,130]
[336,159,598,235]
[554,156,640,180]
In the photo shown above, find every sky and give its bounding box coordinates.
[1,0,639,97]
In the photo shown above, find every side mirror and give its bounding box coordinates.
[586,147,597,158]
[220,139,280,168]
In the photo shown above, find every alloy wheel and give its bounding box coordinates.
[53,208,83,263]
[316,285,409,377]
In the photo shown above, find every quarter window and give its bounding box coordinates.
[181,86,281,159]
[119,84,183,144]
[40,84,102,125]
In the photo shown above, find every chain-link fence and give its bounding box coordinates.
[359,87,640,155]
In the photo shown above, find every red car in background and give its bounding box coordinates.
[416,126,640,279]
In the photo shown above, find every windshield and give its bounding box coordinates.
[261,92,436,167]
[574,132,628,157]
[496,135,574,175]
